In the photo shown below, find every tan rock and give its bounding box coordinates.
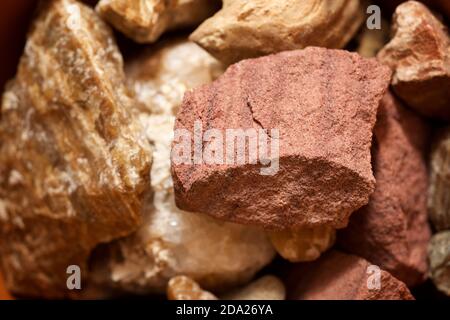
[428,231,450,296]
[90,39,275,294]
[0,0,152,298]
[429,128,450,231]
[167,276,218,300]
[190,0,364,65]
[378,1,450,120]
[96,0,220,43]
[221,275,285,300]
[268,226,336,262]
[357,18,390,58]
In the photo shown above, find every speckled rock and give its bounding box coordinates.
[428,231,450,296]
[0,0,151,298]
[338,92,431,287]
[172,47,391,230]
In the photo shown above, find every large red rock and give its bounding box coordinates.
[172,47,391,230]
[286,251,414,300]
[338,92,431,287]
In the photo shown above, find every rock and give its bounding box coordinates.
[377,0,450,20]
[167,276,218,300]
[268,226,336,262]
[377,1,450,120]
[286,251,415,300]
[0,273,12,300]
[90,39,275,294]
[172,47,392,230]
[96,0,220,43]
[221,275,285,300]
[356,18,390,58]
[429,128,450,231]
[0,0,152,298]
[190,0,364,65]
[428,231,450,296]
[338,92,430,287]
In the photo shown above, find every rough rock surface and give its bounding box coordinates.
[378,1,450,120]
[167,276,218,300]
[172,47,391,230]
[429,128,450,231]
[0,273,12,300]
[96,0,220,43]
[338,92,430,287]
[428,231,450,296]
[286,251,414,300]
[221,275,285,300]
[190,0,364,65]
[0,0,152,298]
[90,39,275,294]
[268,226,336,262]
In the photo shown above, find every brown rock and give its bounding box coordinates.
[172,47,391,230]
[338,92,430,287]
[428,231,450,296]
[429,128,450,231]
[286,251,414,300]
[167,276,218,300]
[376,0,450,19]
[356,18,390,58]
[190,0,364,65]
[268,226,336,262]
[221,275,285,300]
[0,0,152,298]
[377,1,450,120]
[96,0,220,43]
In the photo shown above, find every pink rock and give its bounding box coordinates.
[172,47,391,230]
[338,92,431,287]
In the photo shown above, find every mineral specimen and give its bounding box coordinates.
[167,276,218,300]
[378,1,450,120]
[0,0,152,298]
[96,0,220,43]
[0,273,12,300]
[190,0,365,65]
[172,47,391,230]
[286,251,414,300]
[338,92,430,287]
[268,226,336,262]
[90,39,275,294]
[428,231,450,296]
[221,275,285,300]
[429,128,450,231]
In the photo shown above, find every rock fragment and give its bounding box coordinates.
[429,128,450,231]
[90,39,275,294]
[378,1,450,120]
[96,0,220,43]
[286,251,414,300]
[338,92,430,287]
[268,226,336,262]
[356,18,390,58]
[0,0,152,298]
[428,231,450,296]
[167,276,218,300]
[221,275,285,300]
[0,273,12,300]
[172,47,391,230]
[190,0,364,65]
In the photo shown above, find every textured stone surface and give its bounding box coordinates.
[268,226,336,262]
[378,1,450,120]
[286,251,414,300]
[96,0,220,43]
[0,273,12,300]
[221,275,285,300]
[377,0,450,19]
[0,0,152,298]
[428,231,450,296]
[338,92,430,287]
[167,276,218,300]
[90,39,275,294]
[429,128,450,231]
[190,0,364,65]
[172,47,391,230]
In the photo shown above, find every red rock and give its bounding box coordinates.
[172,47,391,230]
[338,92,431,287]
[377,1,450,120]
[286,251,414,300]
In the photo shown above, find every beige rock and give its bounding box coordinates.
[357,18,390,58]
[0,0,152,298]
[96,0,220,43]
[167,276,218,300]
[378,1,450,120]
[190,0,365,65]
[221,275,285,300]
[428,231,450,296]
[90,39,275,294]
[429,128,450,231]
[268,226,336,262]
